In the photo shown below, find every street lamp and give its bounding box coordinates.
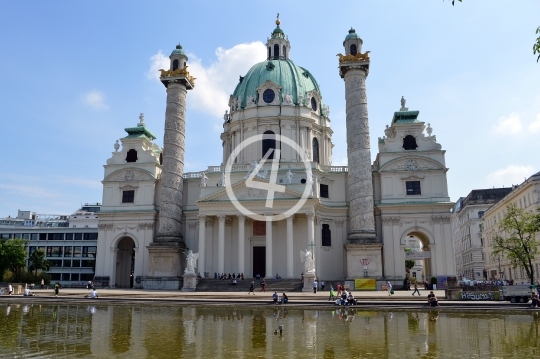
[498,255,503,281]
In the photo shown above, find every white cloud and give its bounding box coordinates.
[82,90,108,110]
[0,183,59,199]
[147,42,266,119]
[528,113,540,134]
[486,164,536,187]
[491,112,522,135]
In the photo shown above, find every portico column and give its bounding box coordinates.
[237,214,245,276]
[198,214,206,277]
[217,215,226,274]
[307,211,315,267]
[286,215,294,278]
[266,215,273,278]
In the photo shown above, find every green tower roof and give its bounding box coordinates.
[170,44,187,57]
[124,123,157,140]
[391,110,420,124]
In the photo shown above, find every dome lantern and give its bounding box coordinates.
[266,14,291,60]
[343,28,363,56]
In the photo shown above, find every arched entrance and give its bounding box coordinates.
[403,231,432,281]
[116,237,135,288]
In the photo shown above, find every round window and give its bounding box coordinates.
[311,97,317,111]
[263,89,275,104]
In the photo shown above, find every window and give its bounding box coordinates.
[320,184,329,198]
[262,89,275,104]
[350,44,357,55]
[83,246,97,258]
[63,260,71,268]
[122,190,135,203]
[83,233,98,240]
[478,211,485,218]
[262,131,275,159]
[51,233,63,241]
[406,181,421,195]
[268,47,271,59]
[47,246,63,257]
[22,234,30,240]
[65,233,73,240]
[74,233,82,240]
[73,246,82,257]
[273,44,279,59]
[62,273,71,281]
[159,152,163,165]
[172,59,179,70]
[49,260,62,267]
[71,273,80,281]
[39,233,47,241]
[322,224,331,246]
[126,149,138,162]
[311,97,317,111]
[403,135,418,150]
[312,138,319,163]
[30,233,38,241]
[50,273,61,281]
[81,260,95,268]
[72,260,81,267]
[64,246,72,257]
[283,45,286,59]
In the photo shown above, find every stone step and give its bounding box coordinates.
[195,279,304,292]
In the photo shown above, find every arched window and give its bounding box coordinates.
[322,224,331,246]
[268,47,271,59]
[403,135,418,150]
[172,59,179,70]
[126,149,138,163]
[312,138,319,163]
[159,152,163,165]
[262,131,275,159]
[283,45,286,59]
[350,44,357,56]
[310,97,317,111]
[273,44,279,60]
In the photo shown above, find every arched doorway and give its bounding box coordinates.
[403,231,432,282]
[116,237,135,288]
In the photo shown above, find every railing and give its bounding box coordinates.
[183,164,349,178]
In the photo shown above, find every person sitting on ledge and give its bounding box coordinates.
[532,292,538,308]
[240,273,245,280]
[275,273,281,280]
[429,293,439,307]
[272,291,279,304]
[232,279,237,286]
[91,288,99,299]
[280,293,288,304]
[23,287,36,296]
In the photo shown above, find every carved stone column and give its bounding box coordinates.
[198,214,206,277]
[156,81,187,243]
[265,215,273,278]
[217,215,226,274]
[286,215,294,278]
[339,52,376,243]
[237,214,245,276]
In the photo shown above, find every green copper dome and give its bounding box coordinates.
[232,59,323,110]
[170,44,187,57]
[344,28,359,41]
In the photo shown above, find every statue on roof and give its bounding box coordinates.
[139,113,145,124]
[400,96,406,109]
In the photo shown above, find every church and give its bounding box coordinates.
[94,19,456,290]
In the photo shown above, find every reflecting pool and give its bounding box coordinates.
[1,303,540,358]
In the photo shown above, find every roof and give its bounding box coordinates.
[391,110,420,124]
[170,44,187,57]
[124,123,157,140]
[232,59,323,110]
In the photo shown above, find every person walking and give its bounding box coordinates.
[412,282,421,296]
[54,284,59,297]
[248,281,255,295]
[41,279,45,290]
[313,279,318,294]
[260,279,266,292]
[8,283,13,296]
[321,280,326,291]
[328,286,336,301]
[387,282,393,296]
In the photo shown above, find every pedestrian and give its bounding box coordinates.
[329,286,336,301]
[54,284,59,297]
[321,280,325,291]
[301,272,304,283]
[260,279,266,292]
[387,281,393,296]
[412,282,421,296]
[87,280,92,290]
[8,283,13,296]
[41,278,44,290]
[248,281,255,295]
[337,283,342,296]
[272,291,279,304]
[313,279,318,294]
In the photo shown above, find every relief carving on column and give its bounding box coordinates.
[138,223,154,230]
[430,216,451,224]
[187,222,197,230]
[98,223,114,230]
[382,217,401,226]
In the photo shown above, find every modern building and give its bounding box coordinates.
[451,188,511,281]
[483,172,540,282]
[94,19,456,289]
[0,204,100,285]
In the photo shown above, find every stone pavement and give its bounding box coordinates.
[0,288,532,310]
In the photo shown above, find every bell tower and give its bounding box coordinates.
[266,14,291,60]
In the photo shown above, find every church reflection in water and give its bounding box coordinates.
[1,304,540,358]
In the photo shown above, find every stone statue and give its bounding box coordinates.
[220,172,226,187]
[400,96,406,109]
[426,123,433,136]
[282,93,293,105]
[246,95,255,106]
[139,113,145,124]
[114,140,120,152]
[300,249,315,274]
[298,94,304,106]
[185,250,199,273]
[384,124,391,137]
[200,172,208,187]
[306,166,313,184]
[223,110,229,122]
[286,170,293,184]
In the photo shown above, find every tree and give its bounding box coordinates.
[28,249,50,279]
[0,238,28,280]
[491,204,540,285]
[404,248,416,273]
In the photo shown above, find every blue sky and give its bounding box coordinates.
[0,1,539,217]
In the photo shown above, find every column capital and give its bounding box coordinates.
[237,214,245,221]
[306,211,315,219]
[217,214,226,222]
[197,214,206,220]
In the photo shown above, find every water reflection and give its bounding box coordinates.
[1,304,540,358]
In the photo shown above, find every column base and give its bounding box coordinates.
[344,243,383,279]
[182,272,198,291]
[141,276,183,290]
[302,273,316,292]
[144,244,186,290]
[347,230,378,244]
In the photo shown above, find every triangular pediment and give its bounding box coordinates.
[379,156,445,172]
[197,178,308,203]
